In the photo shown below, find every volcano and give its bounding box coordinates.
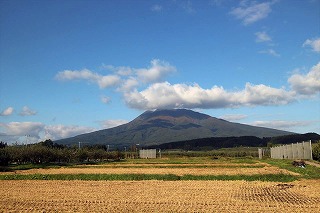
[55,109,293,147]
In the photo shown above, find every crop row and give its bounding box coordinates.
[0,173,298,182]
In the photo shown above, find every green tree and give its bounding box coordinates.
[312,141,320,161]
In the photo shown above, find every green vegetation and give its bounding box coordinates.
[0,140,124,168]
[161,147,260,158]
[1,140,320,182]
[261,159,320,179]
[312,141,320,161]
[0,173,297,182]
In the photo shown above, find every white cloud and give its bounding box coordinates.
[55,60,318,111]
[259,49,280,57]
[230,1,274,25]
[288,62,320,95]
[97,75,121,88]
[220,114,248,121]
[0,107,14,116]
[255,31,272,42]
[0,121,96,143]
[124,82,295,110]
[19,106,37,116]
[55,68,121,89]
[98,119,128,129]
[252,120,314,131]
[136,59,176,83]
[44,125,95,140]
[0,122,44,138]
[119,77,140,92]
[238,83,294,106]
[56,59,175,92]
[303,37,320,53]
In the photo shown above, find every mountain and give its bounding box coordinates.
[55,109,294,147]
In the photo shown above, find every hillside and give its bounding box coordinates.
[147,133,320,151]
[55,109,294,147]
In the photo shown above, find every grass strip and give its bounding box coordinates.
[0,173,297,182]
[261,159,320,179]
[74,165,265,169]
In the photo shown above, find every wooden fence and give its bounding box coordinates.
[139,149,157,159]
[270,140,313,160]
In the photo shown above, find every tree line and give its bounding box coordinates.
[0,140,124,166]
[147,133,320,151]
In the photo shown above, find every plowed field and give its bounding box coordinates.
[1,180,319,212]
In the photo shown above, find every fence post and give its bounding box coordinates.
[310,140,313,160]
[258,148,262,159]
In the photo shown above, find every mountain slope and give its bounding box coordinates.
[55,109,294,147]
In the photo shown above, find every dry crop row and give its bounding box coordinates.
[1,180,319,212]
[82,162,266,167]
[2,164,299,176]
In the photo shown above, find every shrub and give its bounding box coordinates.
[312,141,320,161]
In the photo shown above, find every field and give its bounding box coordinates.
[1,157,320,212]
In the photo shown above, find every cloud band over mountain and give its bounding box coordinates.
[56,60,320,111]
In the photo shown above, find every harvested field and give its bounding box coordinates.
[1,179,319,212]
[3,163,299,176]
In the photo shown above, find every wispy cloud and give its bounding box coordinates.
[303,37,320,53]
[181,0,196,14]
[151,4,163,12]
[255,31,272,43]
[252,120,315,131]
[0,107,14,116]
[220,114,248,121]
[19,106,37,116]
[259,49,280,57]
[100,96,111,104]
[230,1,275,25]
[55,69,121,89]
[98,119,128,129]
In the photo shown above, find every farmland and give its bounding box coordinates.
[1,157,320,212]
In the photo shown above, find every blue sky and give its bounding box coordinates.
[0,0,319,144]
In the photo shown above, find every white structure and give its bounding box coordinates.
[139,149,157,159]
[270,140,313,160]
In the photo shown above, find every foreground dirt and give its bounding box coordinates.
[1,179,319,212]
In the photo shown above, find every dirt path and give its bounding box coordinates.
[306,161,320,168]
